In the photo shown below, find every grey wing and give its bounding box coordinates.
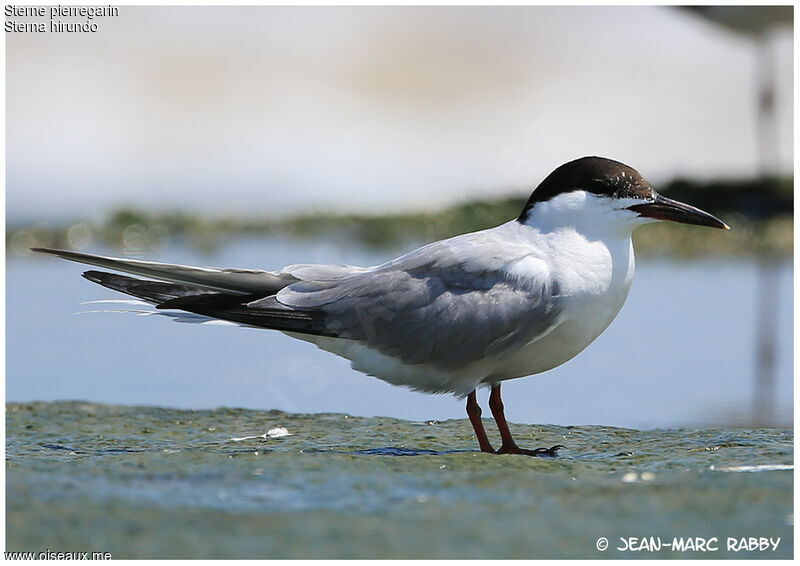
[276,236,563,370]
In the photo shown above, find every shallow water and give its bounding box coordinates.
[7,240,794,428]
[6,402,793,559]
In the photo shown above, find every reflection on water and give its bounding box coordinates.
[7,236,793,429]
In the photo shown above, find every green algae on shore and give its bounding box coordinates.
[6,401,793,559]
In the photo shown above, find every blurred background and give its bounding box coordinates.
[7,5,793,428]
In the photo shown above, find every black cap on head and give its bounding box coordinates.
[518,156,655,222]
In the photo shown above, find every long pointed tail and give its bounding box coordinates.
[36,248,337,338]
[31,247,295,294]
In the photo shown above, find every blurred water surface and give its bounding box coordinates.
[6,401,792,559]
[7,236,792,429]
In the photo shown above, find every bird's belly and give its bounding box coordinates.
[487,290,629,381]
[286,286,628,396]
[283,332,486,397]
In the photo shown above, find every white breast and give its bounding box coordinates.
[484,235,636,382]
[478,190,641,379]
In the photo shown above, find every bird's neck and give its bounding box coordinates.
[519,195,637,243]
[513,197,637,298]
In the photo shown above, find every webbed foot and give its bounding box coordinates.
[496,444,565,457]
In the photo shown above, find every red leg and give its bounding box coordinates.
[488,384,565,457]
[466,390,495,453]
[488,384,519,453]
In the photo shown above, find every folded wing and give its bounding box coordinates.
[277,233,563,370]
[35,233,563,371]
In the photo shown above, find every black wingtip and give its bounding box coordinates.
[156,292,255,311]
[81,270,106,284]
[80,270,128,290]
[156,295,199,310]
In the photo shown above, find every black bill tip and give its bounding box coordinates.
[628,194,730,230]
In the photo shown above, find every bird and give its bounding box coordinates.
[33,156,729,456]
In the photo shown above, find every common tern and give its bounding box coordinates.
[34,156,729,455]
